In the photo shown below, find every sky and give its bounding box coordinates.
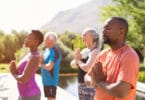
[0,0,90,33]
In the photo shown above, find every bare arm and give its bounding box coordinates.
[76,55,95,72]
[77,49,99,72]
[96,81,131,98]
[90,62,132,98]
[70,59,78,69]
[9,60,18,75]
[41,62,54,71]
[11,56,39,83]
[39,51,55,71]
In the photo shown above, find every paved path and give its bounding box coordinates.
[136,82,145,99]
[0,73,78,100]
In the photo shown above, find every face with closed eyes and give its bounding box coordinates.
[81,32,94,46]
[24,33,38,48]
[102,18,122,45]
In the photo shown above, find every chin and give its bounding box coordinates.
[104,41,110,44]
[24,44,29,47]
[103,37,110,44]
[103,40,108,44]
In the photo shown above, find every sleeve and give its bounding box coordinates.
[48,49,55,63]
[117,51,139,88]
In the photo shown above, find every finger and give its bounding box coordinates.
[96,62,103,71]
[93,63,99,71]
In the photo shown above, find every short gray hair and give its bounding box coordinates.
[44,32,58,42]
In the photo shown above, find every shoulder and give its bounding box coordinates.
[98,48,110,56]
[121,45,139,61]
[96,48,111,61]
[91,48,100,54]
[52,46,60,51]
[48,48,55,54]
[52,46,61,55]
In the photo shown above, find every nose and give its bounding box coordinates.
[24,38,28,42]
[102,29,106,35]
[81,34,84,38]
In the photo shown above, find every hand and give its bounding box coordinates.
[84,74,95,88]
[39,54,44,66]
[74,48,82,63]
[90,62,107,84]
[9,60,17,75]
[70,60,78,68]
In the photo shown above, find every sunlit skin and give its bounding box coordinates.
[24,33,39,48]
[102,18,126,50]
[9,32,40,83]
[81,32,94,48]
[75,31,98,72]
[43,36,55,48]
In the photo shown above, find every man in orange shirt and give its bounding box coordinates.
[88,17,139,100]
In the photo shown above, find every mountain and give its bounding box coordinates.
[40,0,111,34]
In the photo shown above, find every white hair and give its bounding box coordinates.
[82,27,102,50]
[82,27,98,38]
[44,32,58,42]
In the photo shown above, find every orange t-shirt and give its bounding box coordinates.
[94,45,139,100]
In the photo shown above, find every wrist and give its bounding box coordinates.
[76,60,82,65]
[96,81,105,87]
[41,64,45,68]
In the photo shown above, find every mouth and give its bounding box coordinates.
[102,35,108,42]
[103,35,107,39]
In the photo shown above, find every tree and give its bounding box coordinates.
[58,31,85,50]
[1,35,16,62]
[71,34,85,50]
[58,31,75,49]
[0,30,27,63]
[11,30,27,49]
[101,0,145,64]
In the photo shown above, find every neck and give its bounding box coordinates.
[110,41,125,50]
[30,47,38,53]
[87,43,96,50]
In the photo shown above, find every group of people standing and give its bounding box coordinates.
[9,31,61,100]
[71,17,139,100]
[9,16,139,100]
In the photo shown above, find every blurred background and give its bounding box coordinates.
[0,0,145,99]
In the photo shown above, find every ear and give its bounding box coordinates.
[120,28,125,36]
[34,39,39,46]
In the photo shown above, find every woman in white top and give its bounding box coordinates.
[70,27,102,100]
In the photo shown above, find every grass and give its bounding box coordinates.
[138,71,145,82]
[0,63,10,73]
[1,63,145,83]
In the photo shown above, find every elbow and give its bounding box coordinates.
[118,95,127,99]
[17,77,29,83]
[20,79,28,83]
[80,65,88,72]
[116,92,128,98]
